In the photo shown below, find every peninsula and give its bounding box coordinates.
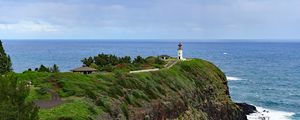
[1,41,256,120]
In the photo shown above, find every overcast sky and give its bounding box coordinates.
[0,0,300,41]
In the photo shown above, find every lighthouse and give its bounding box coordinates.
[177,42,184,60]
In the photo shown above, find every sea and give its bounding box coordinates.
[3,40,300,120]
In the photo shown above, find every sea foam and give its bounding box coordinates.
[247,106,295,120]
[227,76,243,81]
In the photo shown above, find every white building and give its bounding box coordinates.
[177,42,186,60]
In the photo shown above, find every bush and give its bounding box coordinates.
[102,64,114,72]
[85,89,97,100]
[145,56,156,64]
[133,56,145,64]
[37,87,48,95]
[120,104,128,119]
[0,74,39,119]
[95,97,112,113]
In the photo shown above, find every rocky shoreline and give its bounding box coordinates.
[236,103,294,120]
[236,103,272,120]
[236,103,257,115]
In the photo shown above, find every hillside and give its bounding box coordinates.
[20,59,247,120]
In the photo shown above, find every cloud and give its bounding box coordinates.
[0,21,59,33]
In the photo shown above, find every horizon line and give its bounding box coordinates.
[2,38,300,43]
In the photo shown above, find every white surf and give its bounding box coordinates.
[247,106,295,120]
[227,76,244,81]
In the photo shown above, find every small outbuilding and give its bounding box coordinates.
[71,67,97,74]
[159,55,172,60]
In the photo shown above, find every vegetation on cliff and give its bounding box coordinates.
[0,40,39,120]
[81,53,166,72]
[25,64,60,73]
[0,74,39,119]
[0,40,12,74]
[19,59,247,120]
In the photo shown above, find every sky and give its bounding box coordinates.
[0,0,300,41]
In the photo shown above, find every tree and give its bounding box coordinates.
[108,54,119,65]
[50,64,60,73]
[120,56,131,64]
[81,57,94,67]
[38,65,50,72]
[0,40,12,74]
[93,53,120,67]
[0,74,39,119]
[84,54,133,68]
[94,53,109,67]
[133,56,145,64]
[89,63,99,70]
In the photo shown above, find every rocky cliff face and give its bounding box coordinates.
[98,59,248,120]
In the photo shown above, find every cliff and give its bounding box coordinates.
[21,59,248,120]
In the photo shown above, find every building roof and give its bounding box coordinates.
[71,67,97,72]
[159,55,171,58]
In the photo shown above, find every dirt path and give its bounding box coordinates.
[129,68,160,73]
[35,79,64,109]
[129,60,179,74]
[164,60,178,69]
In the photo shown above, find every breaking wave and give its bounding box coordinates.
[227,76,244,81]
[247,106,295,120]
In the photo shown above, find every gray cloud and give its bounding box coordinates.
[0,0,300,40]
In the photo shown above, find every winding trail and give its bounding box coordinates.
[34,79,65,109]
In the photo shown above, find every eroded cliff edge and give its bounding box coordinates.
[98,59,248,120]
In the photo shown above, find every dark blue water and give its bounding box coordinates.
[3,40,300,119]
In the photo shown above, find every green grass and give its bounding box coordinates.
[26,86,51,102]
[39,99,103,120]
[17,72,52,87]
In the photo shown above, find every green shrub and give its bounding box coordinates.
[0,74,39,119]
[95,97,112,113]
[37,87,48,95]
[120,103,128,119]
[85,89,97,100]
[132,90,150,102]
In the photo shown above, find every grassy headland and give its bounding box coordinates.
[19,59,247,120]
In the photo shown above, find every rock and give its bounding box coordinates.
[236,103,257,115]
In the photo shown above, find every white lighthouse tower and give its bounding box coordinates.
[177,42,185,60]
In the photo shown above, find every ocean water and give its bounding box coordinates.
[3,40,300,120]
